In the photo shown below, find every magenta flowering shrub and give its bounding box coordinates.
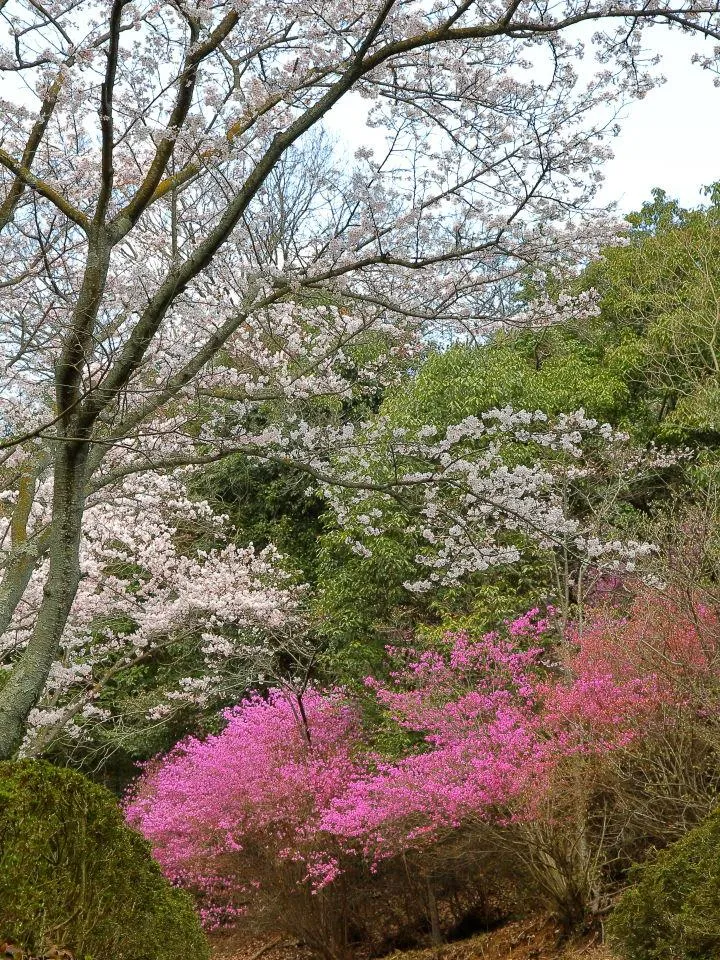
[323,616,553,857]
[323,608,662,861]
[127,601,712,933]
[125,689,365,926]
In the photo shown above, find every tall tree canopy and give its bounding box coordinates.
[1,0,720,758]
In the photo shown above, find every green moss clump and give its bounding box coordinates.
[607,807,720,960]
[0,759,208,960]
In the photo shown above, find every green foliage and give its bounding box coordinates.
[0,760,208,960]
[607,807,720,960]
[315,527,554,683]
[195,455,325,577]
[580,185,720,441]
[313,525,419,680]
[382,335,630,431]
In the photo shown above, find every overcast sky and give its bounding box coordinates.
[598,32,720,212]
[326,31,720,217]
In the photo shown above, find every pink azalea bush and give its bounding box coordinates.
[324,608,662,861]
[322,613,554,858]
[127,597,717,930]
[125,689,365,926]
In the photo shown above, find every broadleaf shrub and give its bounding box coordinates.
[0,760,208,960]
[607,807,720,960]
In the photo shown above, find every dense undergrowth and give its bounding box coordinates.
[0,761,208,960]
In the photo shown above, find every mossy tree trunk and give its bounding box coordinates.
[0,442,90,759]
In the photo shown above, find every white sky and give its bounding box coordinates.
[598,32,720,212]
[326,30,720,217]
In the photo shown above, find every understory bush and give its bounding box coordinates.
[128,589,720,952]
[0,760,208,960]
[125,685,512,956]
[207,840,508,959]
[608,807,720,960]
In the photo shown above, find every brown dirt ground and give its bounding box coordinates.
[209,930,315,960]
[209,917,617,960]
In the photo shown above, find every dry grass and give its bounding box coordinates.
[210,916,619,960]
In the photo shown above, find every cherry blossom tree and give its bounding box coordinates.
[312,407,677,613]
[0,467,307,756]
[1,0,720,758]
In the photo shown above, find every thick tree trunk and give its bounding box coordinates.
[0,223,110,759]
[0,442,89,759]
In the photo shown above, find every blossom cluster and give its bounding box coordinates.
[127,594,717,924]
[310,407,669,590]
[0,471,306,753]
[126,689,365,925]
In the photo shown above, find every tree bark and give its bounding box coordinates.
[427,878,442,947]
[0,442,89,759]
[0,551,39,639]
